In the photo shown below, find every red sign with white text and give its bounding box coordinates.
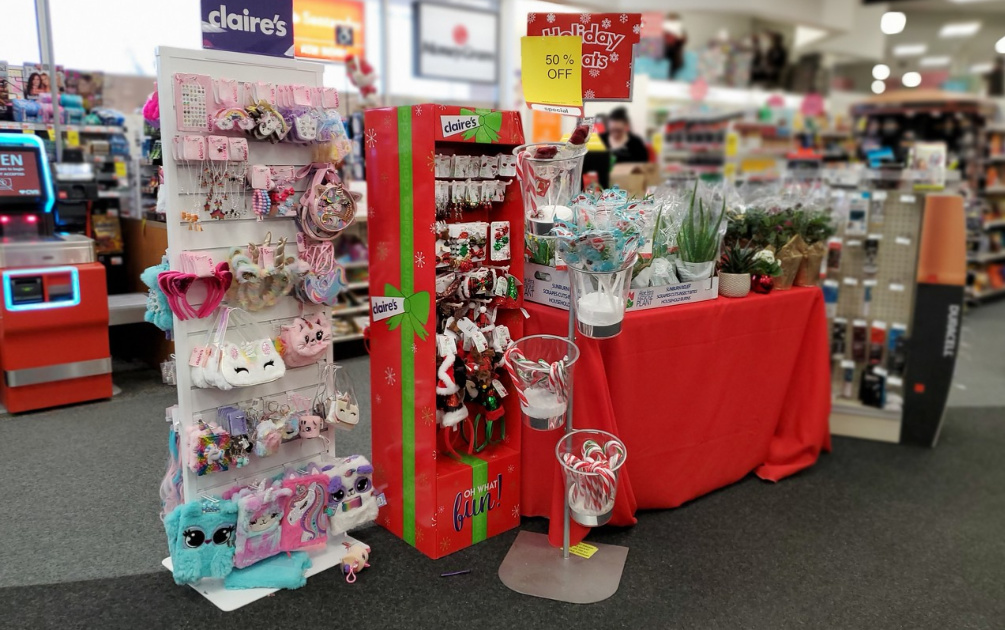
[527,12,641,101]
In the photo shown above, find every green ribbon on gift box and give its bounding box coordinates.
[460,107,502,144]
[398,106,418,546]
[383,285,430,341]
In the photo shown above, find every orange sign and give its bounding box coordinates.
[292,0,365,62]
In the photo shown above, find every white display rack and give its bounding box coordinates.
[156,46,358,610]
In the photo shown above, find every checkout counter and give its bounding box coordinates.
[0,134,112,412]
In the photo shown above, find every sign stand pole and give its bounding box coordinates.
[498,303,628,604]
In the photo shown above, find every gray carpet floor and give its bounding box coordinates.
[0,304,1003,628]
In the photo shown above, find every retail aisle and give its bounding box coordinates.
[1,406,1003,628]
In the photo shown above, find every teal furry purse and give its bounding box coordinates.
[224,551,311,590]
[164,499,238,584]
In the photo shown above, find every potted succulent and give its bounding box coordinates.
[717,244,755,298]
[677,191,725,282]
[750,248,783,294]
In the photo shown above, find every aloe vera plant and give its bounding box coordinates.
[718,244,756,274]
[677,187,726,263]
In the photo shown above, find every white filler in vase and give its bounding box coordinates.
[520,386,567,419]
[576,292,625,327]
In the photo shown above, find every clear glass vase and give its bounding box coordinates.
[503,334,580,431]
[556,429,627,527]
[513,143,587,262]
[567,256,636,339]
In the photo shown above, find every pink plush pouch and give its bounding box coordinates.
[279,471,329,551]
[234,482,292,569]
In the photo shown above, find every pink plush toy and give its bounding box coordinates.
[346,55,379,109]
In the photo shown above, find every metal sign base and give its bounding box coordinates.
[498,531,628,604]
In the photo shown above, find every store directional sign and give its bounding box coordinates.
[521,35,583,116]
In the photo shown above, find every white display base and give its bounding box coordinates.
[162,532,361,611]
[498,531,628,604]
[830,401,902,443]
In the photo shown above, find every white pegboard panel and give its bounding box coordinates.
[826,185,925,401]
[156,46,336,502]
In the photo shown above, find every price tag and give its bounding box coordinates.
[873,191,888,201]
[723,162,737,178]
[66,129,80,147]
[895,236,912,246]
[900,194,917,203]
[569,542,598,559]
[888,376,903,387]
[889,283,905,292]
[114,161,128,178]
[724,131,739,157]
[843,277,859,286]
[521,35,583,116]
[45,125,55,140]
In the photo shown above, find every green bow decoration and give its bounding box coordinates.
[383,285,430,341]
[460,108,502,144]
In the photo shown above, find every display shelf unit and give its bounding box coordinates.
[0,121,126,134]
[155,46,362,609]
[826,178,965,446]
[365,104,526,559]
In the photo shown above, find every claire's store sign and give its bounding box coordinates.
[413,2,499,84]
[201,1,295,58]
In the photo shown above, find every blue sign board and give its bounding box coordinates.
[201,1,295,58]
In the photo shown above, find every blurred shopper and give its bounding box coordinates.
[600,107,649,163]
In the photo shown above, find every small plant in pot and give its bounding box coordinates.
[677,190,725,282]
[750,249,783,294]
[717,244,755,298]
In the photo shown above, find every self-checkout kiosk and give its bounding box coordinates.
[0,134,111,413]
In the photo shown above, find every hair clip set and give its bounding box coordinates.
[228,233,304,312]
[157,257,232,321]
[188,418,233,476]
[217,405,253,468]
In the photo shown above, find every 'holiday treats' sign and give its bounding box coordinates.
[527,12,641,102]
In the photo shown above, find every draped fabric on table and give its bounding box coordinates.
[519,288,833,547]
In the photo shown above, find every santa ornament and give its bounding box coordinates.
[435,351,468,428]
[346,54,380,109]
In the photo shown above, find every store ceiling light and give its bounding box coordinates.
[920,56,951,67]
[872,64,891,80]
[893,44,927,57]
[971,62,994,74]
[997,36,1005,54]
[902,72,922,88]
[871,80,886,95]
[948,0,992,4]
[881,11,907,35]
[938,21,982,38]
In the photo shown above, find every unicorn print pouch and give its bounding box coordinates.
[234,481,292,569]
[280,470,329,552]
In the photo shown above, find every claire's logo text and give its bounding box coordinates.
[206,5,288,36]
[440,115,480,138]
[453,473,502,532]
[371,296,404,322]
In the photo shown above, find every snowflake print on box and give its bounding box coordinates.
[385,367,396,386]
[415,251,426,268]
[529,12,642,101]
[365,128,377,149]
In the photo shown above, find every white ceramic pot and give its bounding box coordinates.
[718,272,751,298]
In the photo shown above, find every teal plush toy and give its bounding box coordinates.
[164,499,238,585]
[141,256,174,334]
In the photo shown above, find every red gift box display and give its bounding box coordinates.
[365,105,527,558]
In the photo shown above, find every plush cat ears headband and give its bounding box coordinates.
[159,262,233,321]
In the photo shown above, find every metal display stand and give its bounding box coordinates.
[155,46,362,611]
[498,307,628,604]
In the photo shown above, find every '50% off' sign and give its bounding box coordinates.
[521,35,583,116]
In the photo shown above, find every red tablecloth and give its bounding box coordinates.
[519,287,832,547]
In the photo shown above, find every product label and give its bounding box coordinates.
[439,115,481,138]
[370,296,405,322]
